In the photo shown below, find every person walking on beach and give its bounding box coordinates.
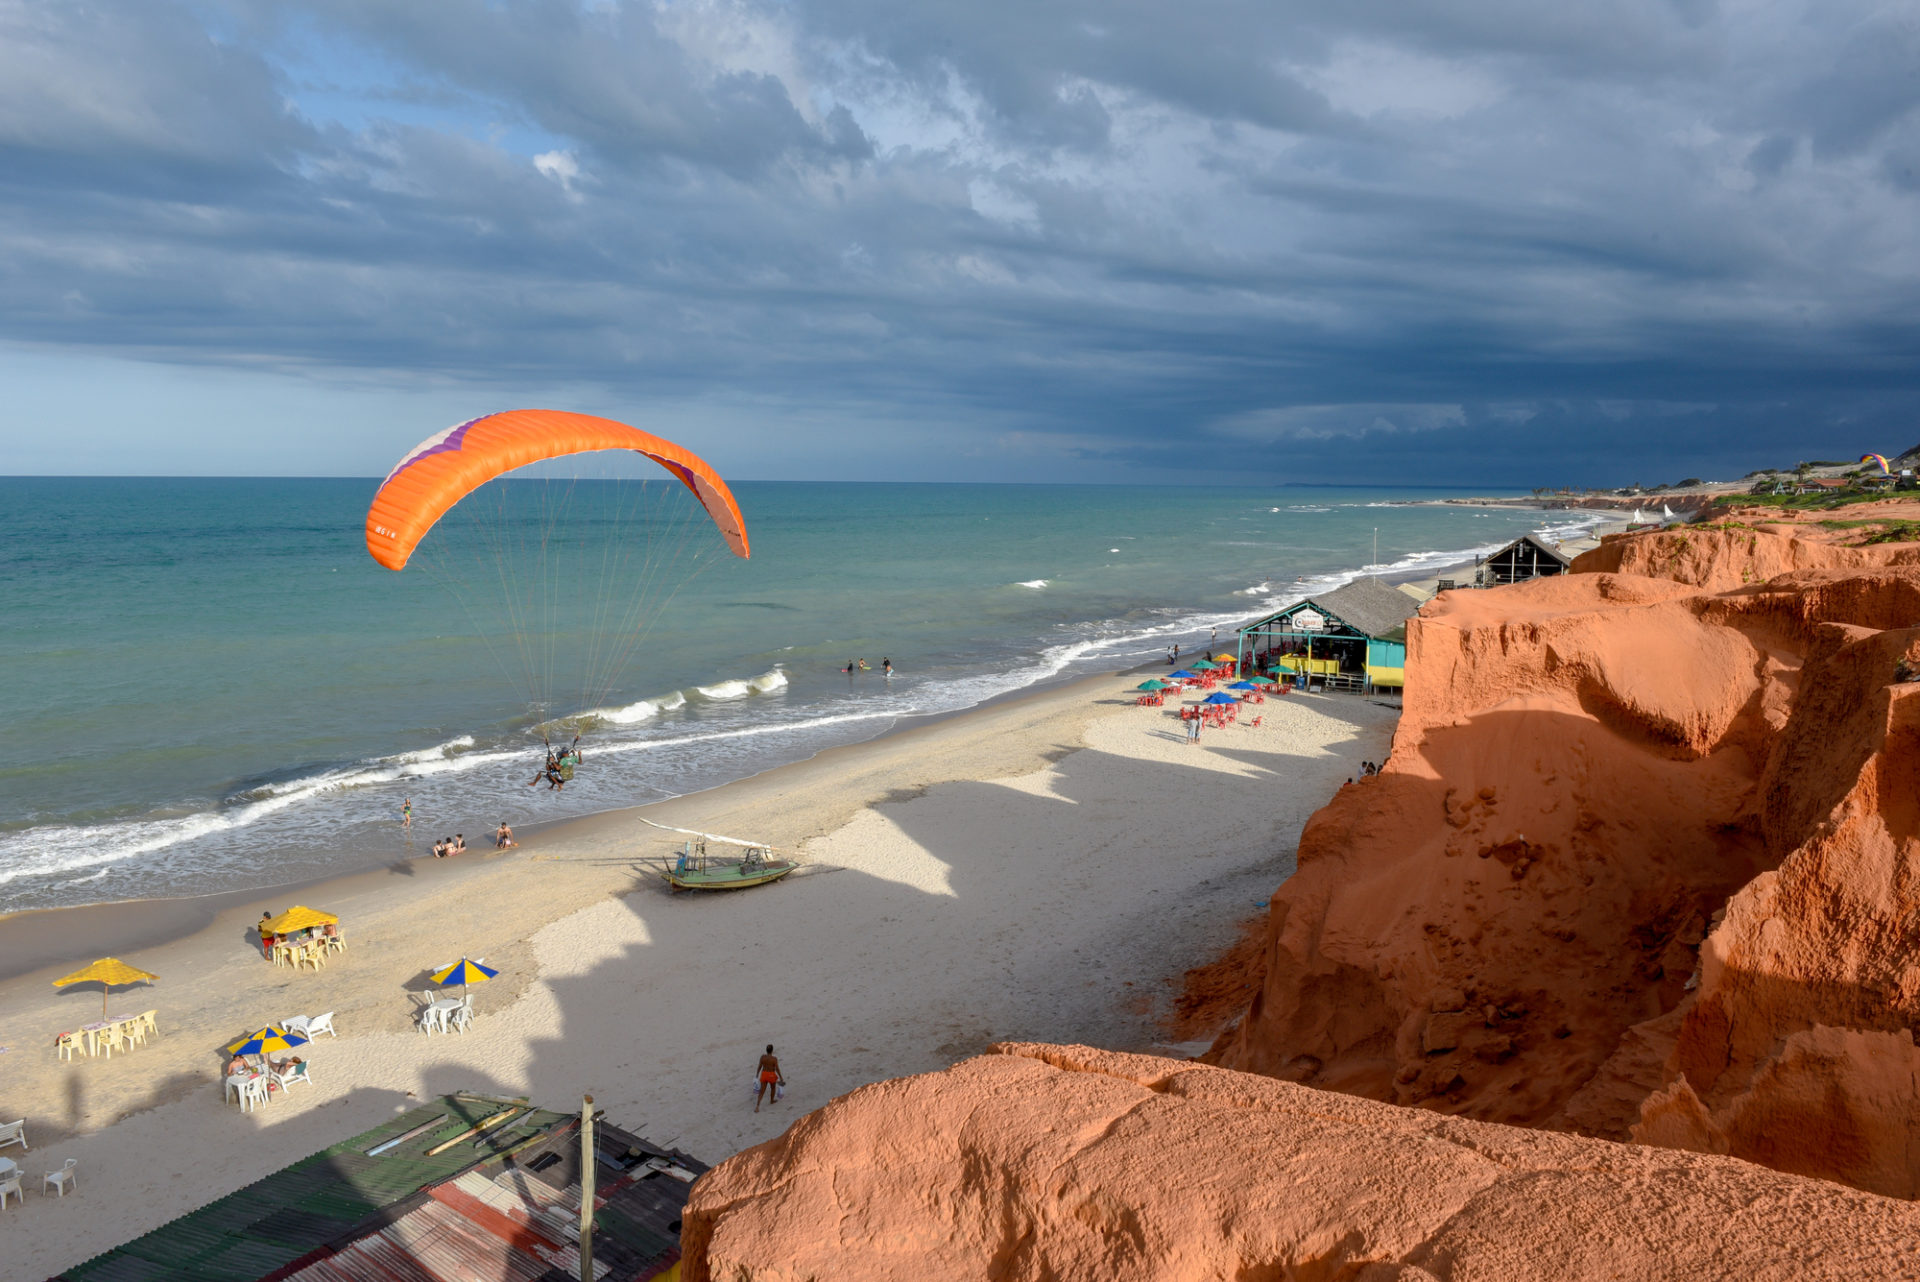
[754,1045,785,1112]
[402,797,412,829]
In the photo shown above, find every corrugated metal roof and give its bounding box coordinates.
[53,1097,694,1282]
[1238,575,1422,641]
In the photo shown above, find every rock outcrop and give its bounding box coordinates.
[1571,521,1920,591]
[1206,530,1920,1196]
[681,1043,1920,1281]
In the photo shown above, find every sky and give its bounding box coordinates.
[2,0,1916,485]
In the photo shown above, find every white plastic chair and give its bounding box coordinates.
[0,1120,25,1152]
[282,1015,311,1038]
[273,1061,313,1093]
[55,1032,82,1061]
[416,1004,447,1036]
[238,1077,269,1113]
[0,1174,20,1209]
[449,995,475,1033]
[43,1159,76,1198]
[306,1011,337,1039]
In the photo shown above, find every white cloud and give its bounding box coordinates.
[533,148,584,199]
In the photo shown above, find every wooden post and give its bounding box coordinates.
[579,1094,595,1282]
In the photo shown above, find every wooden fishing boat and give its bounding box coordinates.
[641,818,798,892]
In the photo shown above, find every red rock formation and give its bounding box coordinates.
[1205,531,1920,1195]
[1571,522,1920,591]
[681,1043,1920,1281]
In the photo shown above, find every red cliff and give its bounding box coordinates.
[681,1043,1920,1281]
[1206,530,1920,1195]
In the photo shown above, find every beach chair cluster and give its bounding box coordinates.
[222,1013,333,1112]
[224,1060,315,1112]
[0,1124,79,1207]
[267,926,346,970]
[54,1010,158,1061]
[415,992,476,1035]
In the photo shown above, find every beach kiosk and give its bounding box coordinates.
[1482,534,1571,586]
[1234,576,1419,694]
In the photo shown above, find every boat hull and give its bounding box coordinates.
[663,862,796,892]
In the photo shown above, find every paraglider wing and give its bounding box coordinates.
[365,409,750,570]
[1862,453,1892,476]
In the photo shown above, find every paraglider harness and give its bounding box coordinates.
[533,736,582,789]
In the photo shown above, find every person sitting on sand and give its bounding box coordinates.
[754,1045,786,1113]
[453,834,467,855]
[432,837,449,858]
[495,822,517,850]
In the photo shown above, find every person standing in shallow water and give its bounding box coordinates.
[755,1045,785,1112]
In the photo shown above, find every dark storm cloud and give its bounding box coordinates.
[1,0,1917,481]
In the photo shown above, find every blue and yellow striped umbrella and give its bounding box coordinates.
[429,957,499,994]
[227,1026,308,1056]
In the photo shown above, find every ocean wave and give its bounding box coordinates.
[589,691,688,725]
[0,734,516,891]
[1014,579,1049,589]
[694,668,789,701]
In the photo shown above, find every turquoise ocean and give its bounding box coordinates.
[0,479,1597,914]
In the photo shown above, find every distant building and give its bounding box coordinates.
[1482,534,1572,586]
[1236,576,1420,693]
[56,1096,701,1282]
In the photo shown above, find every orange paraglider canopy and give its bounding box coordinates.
[365,410,749,570]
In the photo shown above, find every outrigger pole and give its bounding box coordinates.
[638,817,771,850]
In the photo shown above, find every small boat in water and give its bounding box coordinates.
[641,818,797,892]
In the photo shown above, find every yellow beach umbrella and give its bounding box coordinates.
[262,905,338,935]
[54,957,159,1021]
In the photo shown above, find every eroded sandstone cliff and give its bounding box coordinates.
[682,1043,1920,1281]
[1206,530,1920,1196]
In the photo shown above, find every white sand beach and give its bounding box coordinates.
[0,670,1395,1279]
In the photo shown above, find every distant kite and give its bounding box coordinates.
[1862,453,1892,475]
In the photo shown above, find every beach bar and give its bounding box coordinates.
[1482,534,1571,586]
[1234,576,1419,694]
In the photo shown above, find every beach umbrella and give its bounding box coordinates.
[1168,669,1197,680]
[1190,660,1219,671]
[429,957,500,997]
[1136,679,1169,691]
[227,1026,309,1057]
[262,906,338,935]
[1202,692,1240,705]
[1246,674,1277,684]
[1228,680,1258,690]
[1212,654,1238,663]
[54,957,158,1021]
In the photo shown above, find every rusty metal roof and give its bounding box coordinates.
[54,1097,702,1282]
